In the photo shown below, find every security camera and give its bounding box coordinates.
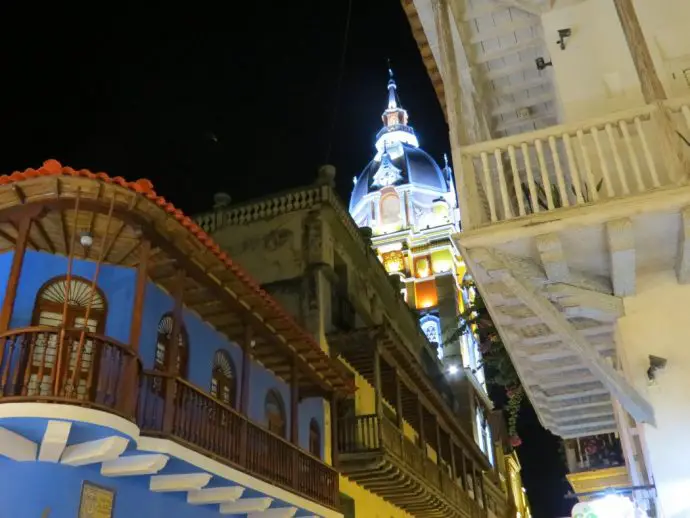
[647,355,668,381]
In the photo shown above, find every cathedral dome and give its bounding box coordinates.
[348,68,456,225]
[349,144,448,212]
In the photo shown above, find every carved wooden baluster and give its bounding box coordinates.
[635,117,661,187]
[493,149,512,220]
[548,136,569,207]
[591,127,616,197]
[619,120,645,192]
[563,133,585,204]
[605,122,630,195]
[508,145,526,216]
[521,144,539,213]
[576,130,599,202]
[0,333,15,393]
[535,138,555,210]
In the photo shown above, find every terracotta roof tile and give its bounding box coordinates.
[2,160,355,393]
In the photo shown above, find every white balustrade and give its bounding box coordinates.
[457,97,690,228]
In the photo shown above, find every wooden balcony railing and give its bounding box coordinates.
[138,371,338,509]
[0,326,138,418]
[338,414,483,516]
[457,97,690,229]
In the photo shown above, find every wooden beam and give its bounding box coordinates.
[544,284,624,322]
[103,221,127,262]
[479,247,654,425]
[0,216,30,334]
[606,218,635,296]
[676,206,690,283]
[612,0,666,103]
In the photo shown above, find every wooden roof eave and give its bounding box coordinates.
[0,174,355,398]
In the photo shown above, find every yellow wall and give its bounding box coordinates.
[340,359,448,515]
[339,476,414,518]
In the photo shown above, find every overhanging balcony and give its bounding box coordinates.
[456,97,690,233]
[0,327,339,510]
[138,371,339,509]
[337,414,484,518]
[449,97,690,439]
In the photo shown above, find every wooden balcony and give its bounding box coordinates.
[138,371,339,509]
[0,328,339,510]
[337,414,485,518]
[456,96,690,233]
[0,326,138,418]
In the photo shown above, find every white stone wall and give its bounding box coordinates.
[616,269,690,518]
[543,0,690,122]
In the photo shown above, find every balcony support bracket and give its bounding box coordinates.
[472,247,655,426]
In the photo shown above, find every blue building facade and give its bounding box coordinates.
[0,161,352,518]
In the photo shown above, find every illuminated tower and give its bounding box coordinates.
[349,69,494,455]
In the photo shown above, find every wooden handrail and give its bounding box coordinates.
[460,103,657,157]
[0,326,139,419]
[137,371,339,509]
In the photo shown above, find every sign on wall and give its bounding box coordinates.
[79,482,115,518]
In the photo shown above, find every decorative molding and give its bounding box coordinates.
[61,436,129,467]
[219,497,273,515]
[0,426,37,461]
[187,486,245,505]
[39,420,71,462]
[149,473,212,492]
[100,454,169,477]
[248,508,298,518]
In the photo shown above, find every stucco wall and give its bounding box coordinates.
[5,250,324,456]
[616,269,690,518]
[0,460,225,518]
[544,0,690,122]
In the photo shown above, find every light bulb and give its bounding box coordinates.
[80,232,93,248]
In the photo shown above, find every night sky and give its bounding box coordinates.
[1,0,570,515]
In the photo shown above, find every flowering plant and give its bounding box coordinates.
[447,279,525,443]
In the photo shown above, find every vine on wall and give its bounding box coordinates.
[448,279,524,446]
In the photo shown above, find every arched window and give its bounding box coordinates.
[33,275,107,330]
[309,419,321,458]
[29,276,107,397]
[380,191,401,226]
[155,313,188,377]
[265,389,286,438]
[210,350,236,407]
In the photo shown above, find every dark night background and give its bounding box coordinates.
[1,1,570,515]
